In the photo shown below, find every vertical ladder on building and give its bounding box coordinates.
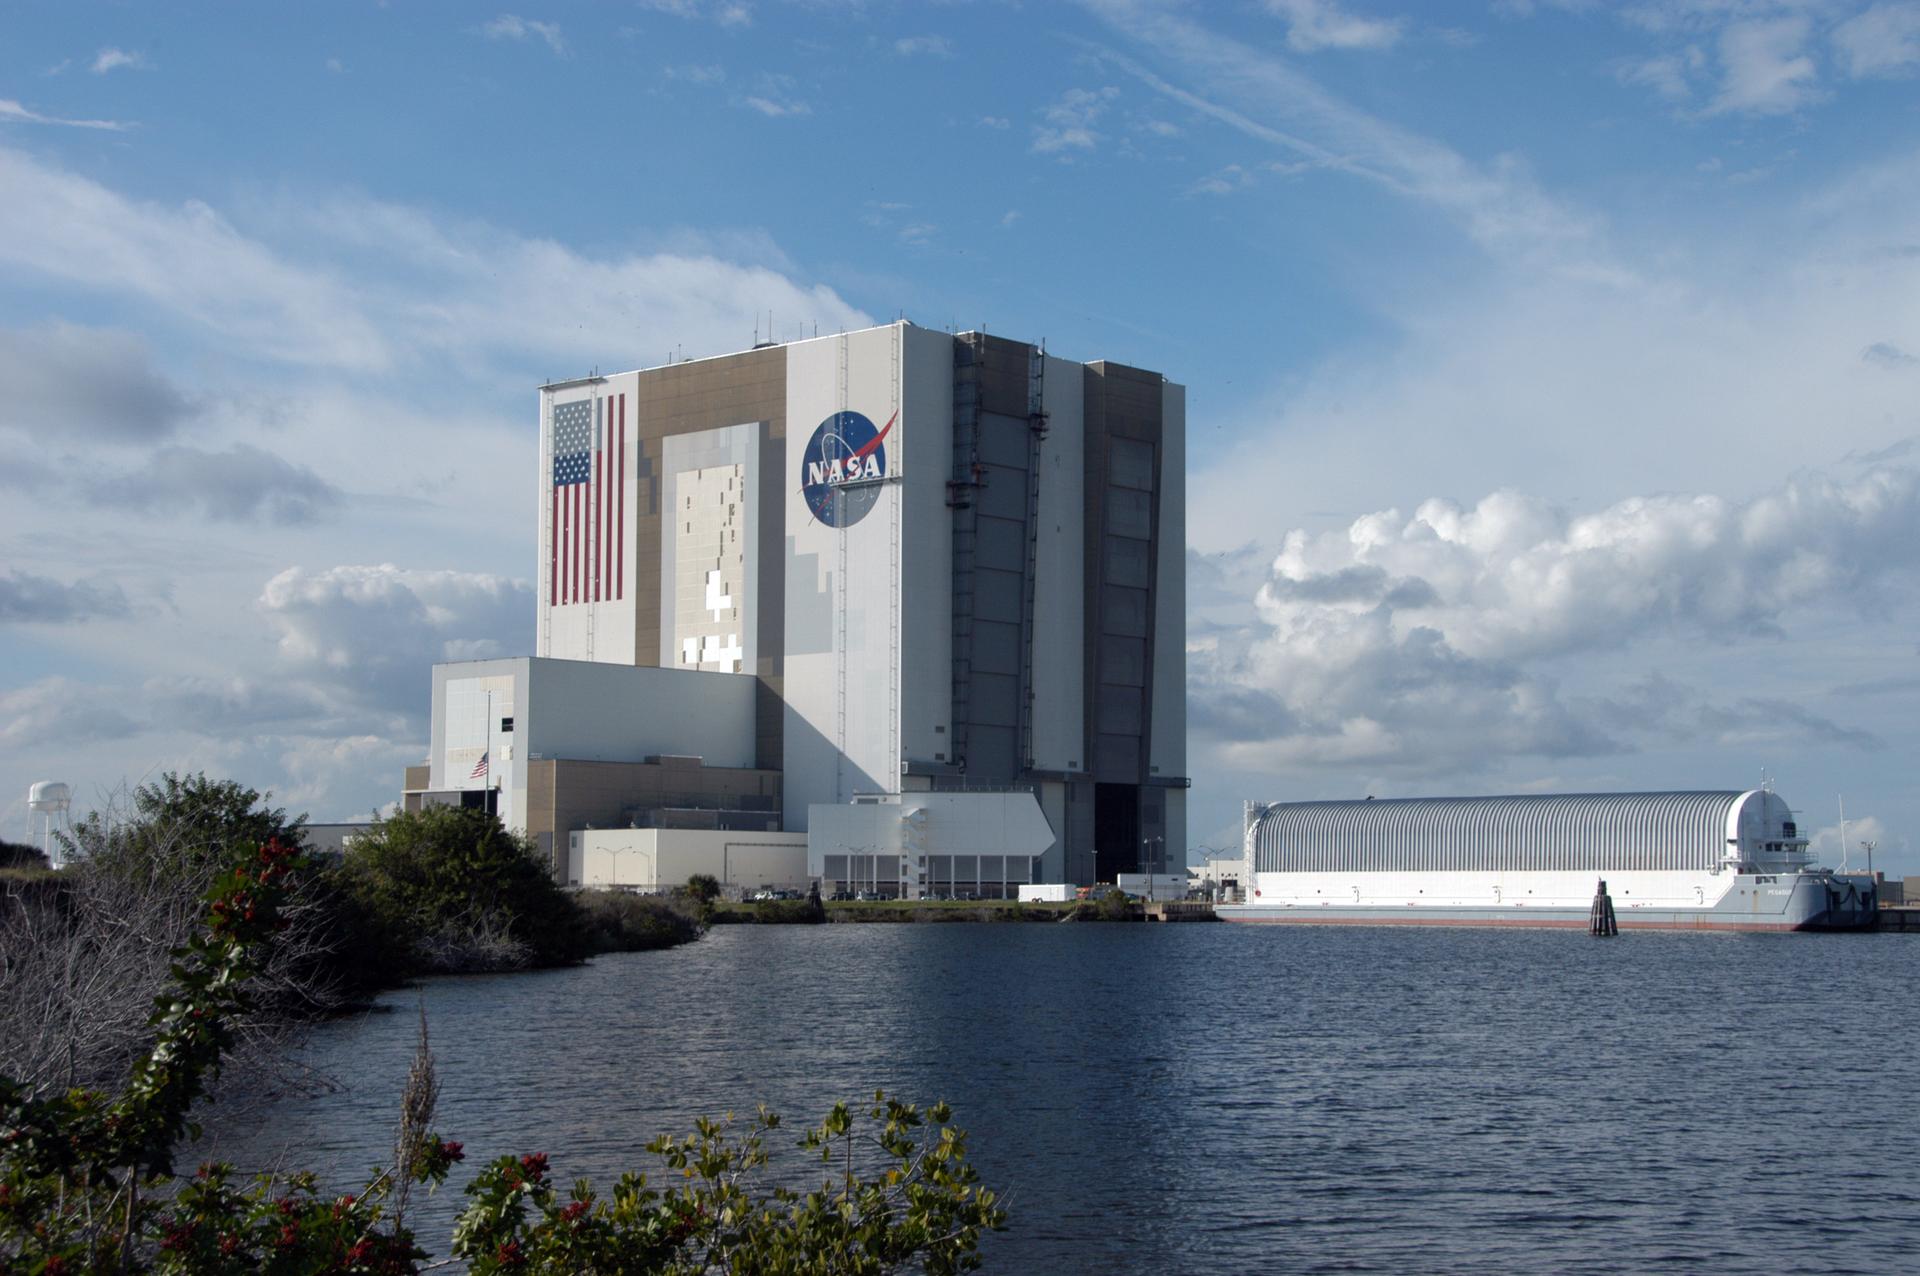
[947,336,982,780]
[1019,341,1048,772]
[888,325,903,791]
[834,334,851,802]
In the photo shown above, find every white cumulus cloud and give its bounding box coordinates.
[259,564,531,710]
[1193,467,1920,774]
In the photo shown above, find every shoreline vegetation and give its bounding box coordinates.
[1,770,1155,1102]
[1,775,706,1102]
[0,824,1005,1272]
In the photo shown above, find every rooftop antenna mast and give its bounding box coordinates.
[1838,795,1850,871]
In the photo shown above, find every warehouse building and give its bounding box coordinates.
[410,321,1187,890]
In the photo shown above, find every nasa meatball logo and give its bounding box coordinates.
[800,409,895,528]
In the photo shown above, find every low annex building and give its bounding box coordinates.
[403,657,781,860]
[404,320,1188,895]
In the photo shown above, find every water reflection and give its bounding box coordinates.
[206,925,1920,1274]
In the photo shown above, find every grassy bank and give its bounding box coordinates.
[706,897,1152,923]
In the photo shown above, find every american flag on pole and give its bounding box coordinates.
[550,392,626,606]
[469,751,490,781]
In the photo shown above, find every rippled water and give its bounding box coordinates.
[207,924,1920,1273]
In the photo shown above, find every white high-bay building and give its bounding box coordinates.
[414,321,1187,893]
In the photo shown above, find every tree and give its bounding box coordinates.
[60,772,306,881]
[1,776,343,1098]
[338,806,589,973]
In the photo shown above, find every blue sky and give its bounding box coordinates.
[3,0,1918,872]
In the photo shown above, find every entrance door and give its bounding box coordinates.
[1094,782,1140,882]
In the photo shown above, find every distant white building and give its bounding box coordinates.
[1189,848,1247,901]
[808,790,1057,899]
[569,828,807,894]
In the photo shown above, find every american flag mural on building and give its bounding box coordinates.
[551,393,626,606]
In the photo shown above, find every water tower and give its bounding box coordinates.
[27,781,72,868]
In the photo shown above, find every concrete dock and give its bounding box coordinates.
[1143,901,1217,922]
[1877,907,1920,932]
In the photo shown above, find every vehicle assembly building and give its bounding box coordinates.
[406,321,1187,894]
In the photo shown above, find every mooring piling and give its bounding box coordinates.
[1589,878,1619,936]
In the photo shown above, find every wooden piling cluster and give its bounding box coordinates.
[1589,879,1619,937]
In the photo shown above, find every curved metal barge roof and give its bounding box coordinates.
[1248,791,1754,874]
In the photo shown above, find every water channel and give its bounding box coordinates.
[207,923,1920,1273]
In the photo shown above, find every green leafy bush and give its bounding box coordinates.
[572,889,704,953]
[337,807,591,974]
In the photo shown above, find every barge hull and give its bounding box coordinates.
[1216,906,1808,932]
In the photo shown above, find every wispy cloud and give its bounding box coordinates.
[1833,2,1920,80]
[1706,17,1821,116]
[743,95,809,117]
[1266,0,1406,53]
[665,64,727,85]
[1191,163,1256,196]
[0,573,132,625]
[0,322,194,441]
[1078,5,1613,278]
[479,14,569,57]
[894,35,953,58]
[0,147,390,369]
[1031,86,1119,154]
[90,48,149,75]
[90,444,343,526]
[0,147,871,382]
[637,0,752,27]
[0,98,129,131]
[1615,47,1704,102]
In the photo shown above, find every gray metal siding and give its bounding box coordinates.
[1251,792,1741,874]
